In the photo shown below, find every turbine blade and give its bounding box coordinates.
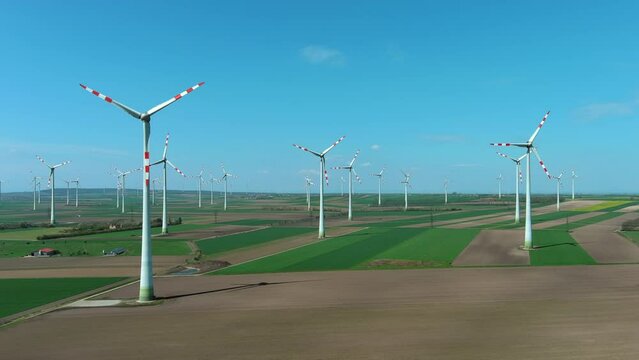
[490,142,529,147]
[52,161,71,169]
[163,133,170,159]
[531,147,552,179]
[348,149,360,167]
[146,82,205,116]
[79,84,142,119]
[36,155,51,168]
[166,160,187,177]
[527,111,550,144]
[352,168,361,183]
[320,135,346,156]
[292,144,321,157]
[496,151,515,161]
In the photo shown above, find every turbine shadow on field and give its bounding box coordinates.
[157,280,315,300]
[534,242,576,249]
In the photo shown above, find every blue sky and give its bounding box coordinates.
[1,1,638,194]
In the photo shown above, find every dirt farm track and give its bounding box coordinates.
[2,265,639,360]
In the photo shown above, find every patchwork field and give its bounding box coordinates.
[1,191,639,360]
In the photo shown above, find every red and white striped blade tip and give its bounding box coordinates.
[146,82,205,116]
[321,135,346,156]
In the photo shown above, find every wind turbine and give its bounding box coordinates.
[496,173,503,199]
[491,111,553,250]
[305,176,314,211]
[150,133,187,235]
[32,176,40,211]
[71,178,80,207]
[444,178,449,205]
[293,136,346,238]
[220,164,233,211]
[333,149,361,221]
[194,170,204,208]
[81,81,204,302]
[114,168,139,214]
[496,152,527,223]
[552,172,563,211]
[36,156,70,225]
[64,180,71,205]
[339,176,346,197]
[372,168,384,206]
[401,170,411,211]
[571,170,578,200]
[209,175,218,205]
[151,178,159,206]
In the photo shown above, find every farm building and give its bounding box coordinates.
[29,248,61,257]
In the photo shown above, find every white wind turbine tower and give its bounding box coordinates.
[71,178,80,207]
[401,170,411,211]
[114,168,139,214]
[372,168,384,206]
[64,180,71,205]
[81,81,204,302]
[333,149,361,221]
[293,136,346,238]
[339,176,346,197]
[491,111,553,250]
[209,176,218,205]
[150,133,187,235]
[220,165,233,211]
[444,178,449,205]
[32,176,41,211]
[36,156,70,225]
[496,152,527,223]
[151,178,159,206]
[497,173,503,199]
[194,170,204,208]
[571,170,578,200]
[305,176,314,211]
[552,172,563,211]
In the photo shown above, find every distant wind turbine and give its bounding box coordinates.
[305,176,314,211]
[496,152,526,223]
[293,136,346,238]
[114,168,140,214]
[220,164,233,211]
[401,170,411,211]
[150,133,187,235]
[372,167,385,206]
[444,178,449,205]
[71,178,80,207]
[497,173,503,199]
[552,172,563,211]
[333,149,361,221]
[36,156,70,225]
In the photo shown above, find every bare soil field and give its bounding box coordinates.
[2,266,639,359]
[571,213,639,263]
[0,256,187,278]
[163,224,264,241]
[618,204,639,212]
[453,230,529,266]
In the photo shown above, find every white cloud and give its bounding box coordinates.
[574,101,635,121]
[300,45,345,66]
[371,144,380,151]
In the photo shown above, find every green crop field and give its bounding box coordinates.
[0,238,190,258]
[529,231,596,266]
[197,227,315,256]
[213,227,478,275]
[0,277,125,319]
